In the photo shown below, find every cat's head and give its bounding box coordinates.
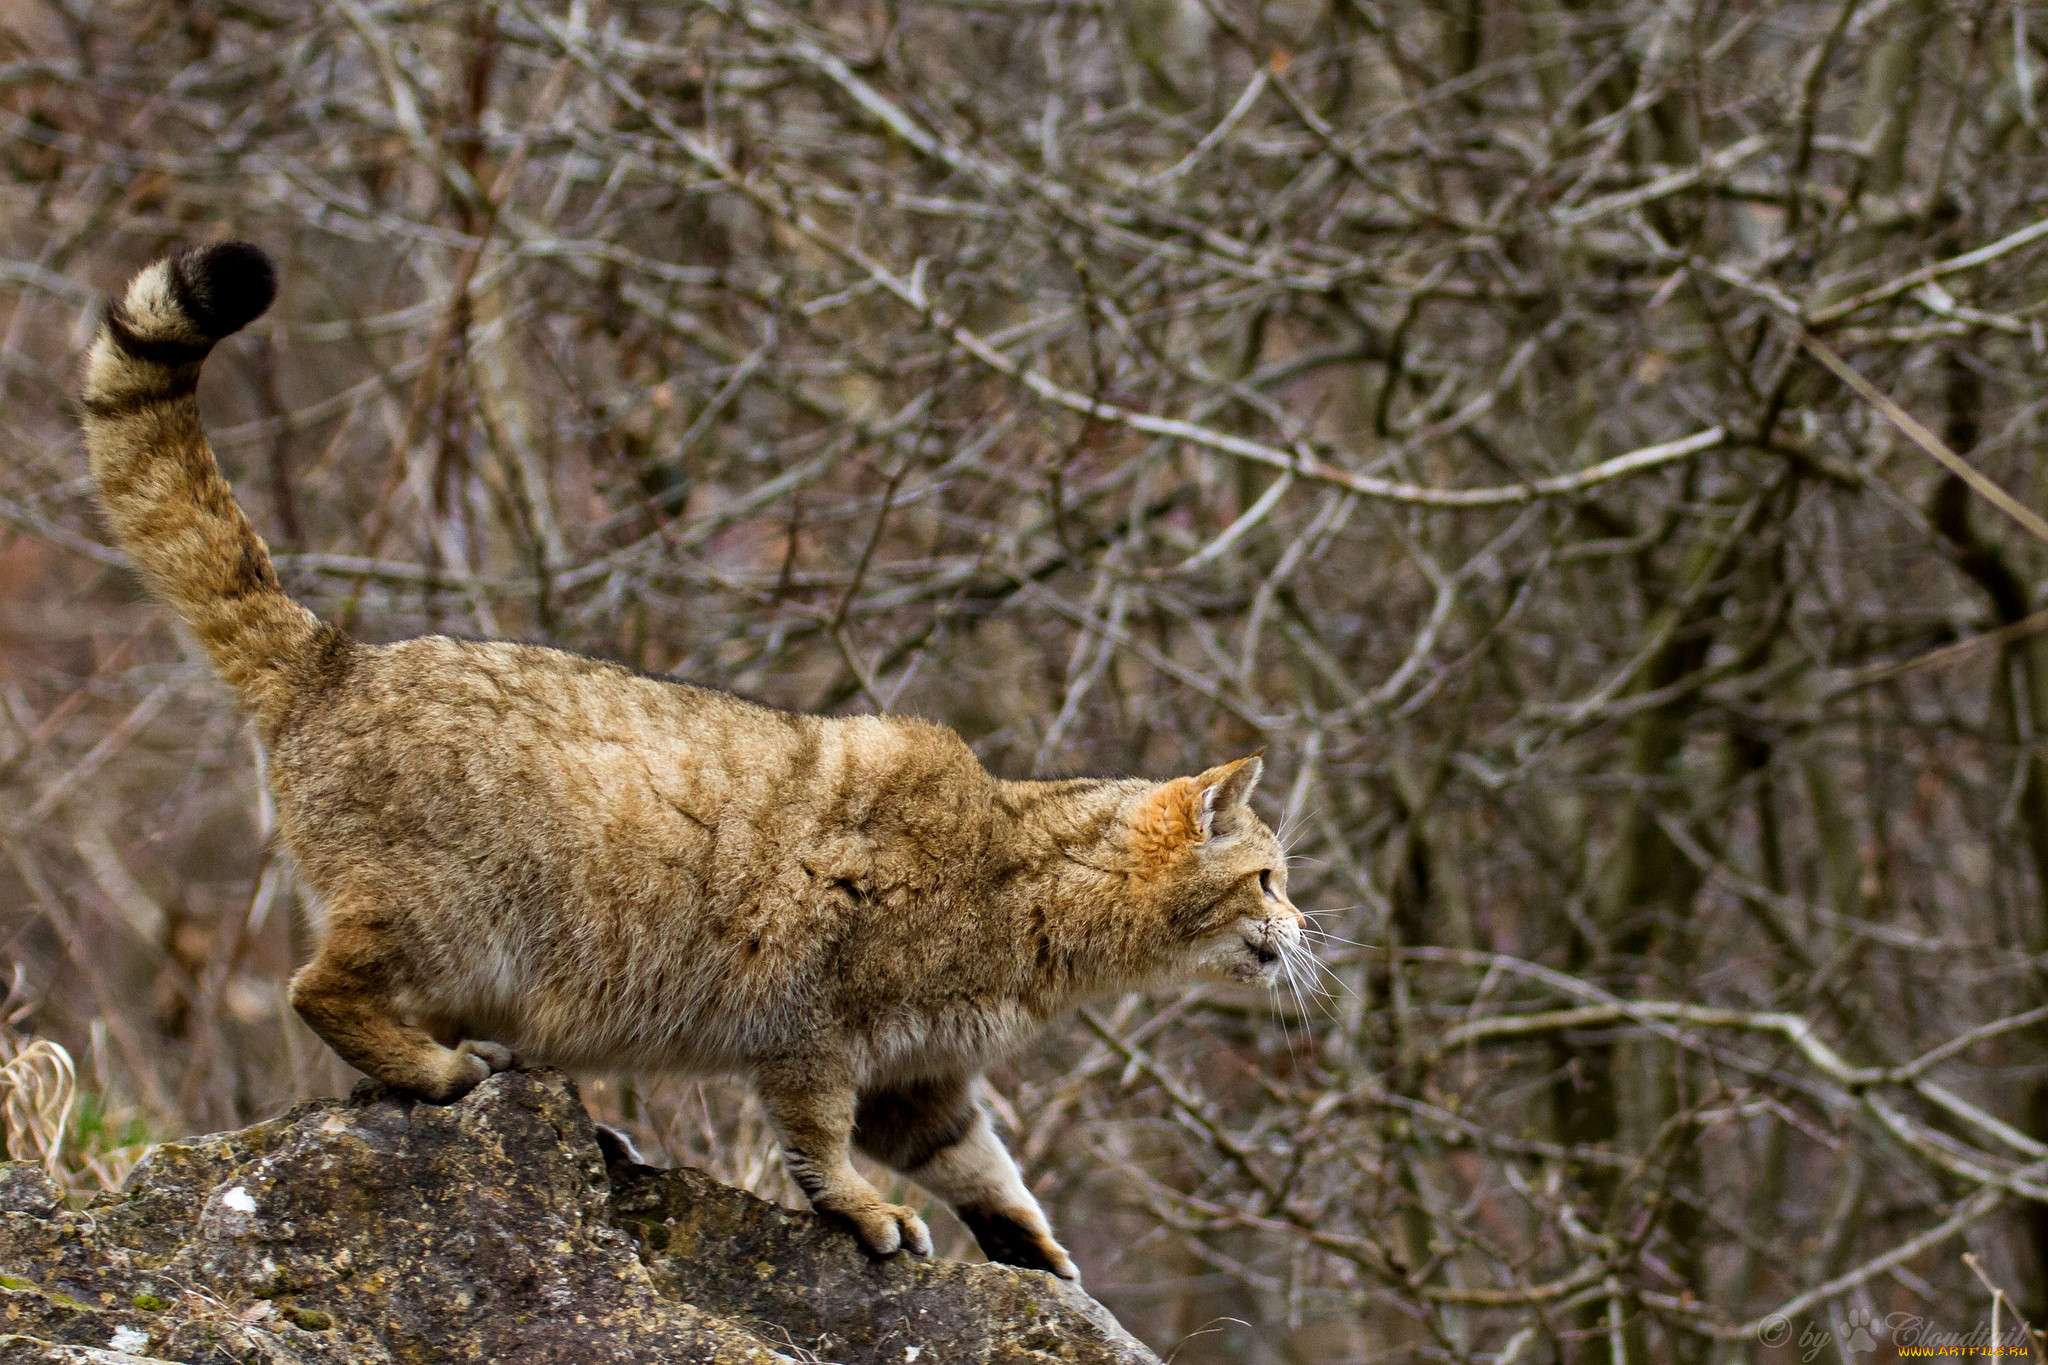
[1122,755,1305,989]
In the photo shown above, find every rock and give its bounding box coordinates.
[0,1070,1158,1365]
[0,1171,60,1222]
[613,1162,1155,1365]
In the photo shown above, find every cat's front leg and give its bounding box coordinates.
[854,1076,1079,1281]
[756,1070,934,1261]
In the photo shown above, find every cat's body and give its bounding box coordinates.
[78,243,1306,1282]
[278,634,1184,1083]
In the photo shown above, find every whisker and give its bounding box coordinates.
[1298,902,1361,921]
[1285,938,1328,995]
[1300,927,1378,949]
[1276,934,1336,1025]
[1301,951,1354,1002]
[1276,805,1317,851]
[1286,950,1333,1033]
[1291,953,1339,1025]
[1286,969,1318,1026]
[1284,930,1353,1005]
[1269,964,1306,1069]
[1299,943,1344,1007]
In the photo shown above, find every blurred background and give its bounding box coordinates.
[2,0,2047,1359]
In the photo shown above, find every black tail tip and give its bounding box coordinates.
[169,241,276,340]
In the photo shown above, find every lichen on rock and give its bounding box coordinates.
[0,1070,1158,1365]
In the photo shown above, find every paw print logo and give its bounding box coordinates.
[1843,1306,1884,1355]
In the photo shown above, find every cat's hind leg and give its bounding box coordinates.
[854,1076,1078,1281]
[288,919,511,1103]
[758,1068,934,1261]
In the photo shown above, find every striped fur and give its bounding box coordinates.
[79,243,342,737]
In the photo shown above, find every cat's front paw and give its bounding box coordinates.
[958,1203,1080,1281]
[418,1049,491,1103]
[419,1040,517,1104]
[832,1199,933,1260]
[456,1039,517,1073]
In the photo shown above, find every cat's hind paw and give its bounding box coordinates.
[958,1203,1080,1281]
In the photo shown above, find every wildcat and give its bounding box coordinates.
[77,242,1306,1281]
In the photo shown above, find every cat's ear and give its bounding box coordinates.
[1128,754,1264,870]
[1193,754,1262,840]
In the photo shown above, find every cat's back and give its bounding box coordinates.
[270,635,816,852]
[268,634,990,883]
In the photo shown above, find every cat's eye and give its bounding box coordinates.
[1259,869,1278,899]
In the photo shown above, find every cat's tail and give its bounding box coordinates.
[79,242,347,736]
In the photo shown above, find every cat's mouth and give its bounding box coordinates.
[1229,931,1284,984]
[1190,920,1295,985]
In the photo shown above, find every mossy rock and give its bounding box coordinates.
[0,1070,1155,1365]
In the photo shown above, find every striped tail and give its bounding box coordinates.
[78,242,347,736]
